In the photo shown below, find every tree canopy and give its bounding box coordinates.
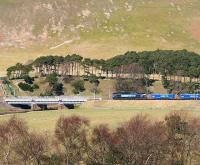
[7,49,200,81]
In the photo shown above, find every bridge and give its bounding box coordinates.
[4,96,101,110]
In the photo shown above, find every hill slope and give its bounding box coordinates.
[1,0,200,74]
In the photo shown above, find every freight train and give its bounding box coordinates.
[112,92,200,100]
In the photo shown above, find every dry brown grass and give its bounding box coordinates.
[82,100,200,112]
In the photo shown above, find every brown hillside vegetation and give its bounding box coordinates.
[1,113,200,164]
[1,0,200,74]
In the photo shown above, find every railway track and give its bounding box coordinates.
[0,80,20,111]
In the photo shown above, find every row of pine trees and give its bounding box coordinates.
[7,49,200,82]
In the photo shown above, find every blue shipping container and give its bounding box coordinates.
[180,94,200,100]
[150,94,176,100]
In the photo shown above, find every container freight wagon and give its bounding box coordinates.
[148,94,176,100]
[112,92,146,100]
[112,92,200,100]
[179,94,200,100]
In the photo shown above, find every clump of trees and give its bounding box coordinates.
[18,82,34,92]
[7,50,200,81]
[54,116,89,164]
[7,63,32,79]
[85,74,100,94]
[7,49,200,95]
[44,73,64,96]
[1,113,200,164]
[72,79,85,94]
[107,49,200,81]
[18,75,39,93]
[115,78,147,93]
[0,117,48,165]
[162,76,200,94]
[23,75,34,84]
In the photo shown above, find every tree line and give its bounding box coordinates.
[6,49,200,95]
[1,113,200,165]
[106,49,200,81]
[7,49,200,81]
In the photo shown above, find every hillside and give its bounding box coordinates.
[1,0,200,74]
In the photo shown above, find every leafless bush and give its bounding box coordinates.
[1,113,200,165]
[0,116,48,165]
[86,124,113,165]
[15,132,48,165]
[112,115,167,165]
[165,113,200,165]
[0,116,28,164]
[54,115,89,165]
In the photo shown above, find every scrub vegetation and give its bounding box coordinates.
[0,112,200,164]
[1,0,200,74]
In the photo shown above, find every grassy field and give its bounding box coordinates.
[0,100,199,133]
[0,107,8,113]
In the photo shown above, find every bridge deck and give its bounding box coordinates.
[4,96,101,105]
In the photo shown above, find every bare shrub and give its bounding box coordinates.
[0,116,28,164]
[0,116,48,165]
[1,113,200,165]
[55,116,89,165]
[15,132,48,165]
[165,113,200,165]
[113,115,167,165]
[86,124,113,165]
